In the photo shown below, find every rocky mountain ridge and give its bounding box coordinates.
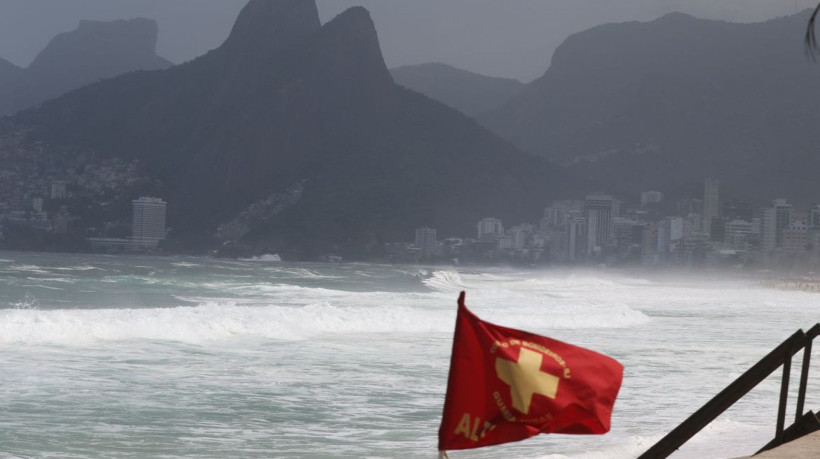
[0,18,172,116]
[390,62,523,116]
[2,0,574,258]
[480,10,820,201]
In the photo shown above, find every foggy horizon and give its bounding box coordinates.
[0,0,816,82]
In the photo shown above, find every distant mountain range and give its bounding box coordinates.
[480,11,820,202]
[0,18,172,116]
[3,0,573,258]
[390,62,523,116]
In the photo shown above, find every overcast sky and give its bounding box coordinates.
[0,0,816,82]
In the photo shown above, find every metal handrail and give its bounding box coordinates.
[796,324,820,423]
[638,323,819,459]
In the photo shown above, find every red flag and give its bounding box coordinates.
[438,292,623,452]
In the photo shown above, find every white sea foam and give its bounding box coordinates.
[9,292,40,310]
[0,286,650,345]
[290,268,326,278]
[4,264,51,274]
[53,265,103,271]
[0,302,445,344]
[670,418,772,459]
[535,434,663,459]
[31,277,77,283]
[3,256,817,459]
[240,254,281,262]
[422,270,465,292]
[20,284,63,291]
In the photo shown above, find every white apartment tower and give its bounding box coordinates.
[414,227,437,258]
[131,197,167,249]
[640,191,663,208]
[477,218,503,240]
[761,199,792,254]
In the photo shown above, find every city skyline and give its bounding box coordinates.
[385,178,820,269]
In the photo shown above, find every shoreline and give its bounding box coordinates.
[759,277,820,293]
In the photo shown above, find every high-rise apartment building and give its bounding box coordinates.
[640,191,663,207]
[724,219,754,252]
[131,197,167,249]
[774,199,792,248]
[477,218,503,240]
[810,205,820,228]
[562,216,585,262]
[414,227,437,258]
[762,207,776,254]
[703,178,719,234]
[761,199,792,254]
[585,194,614,256]
[724,200,753,222]
[782,220,808,255]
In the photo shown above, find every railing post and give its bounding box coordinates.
[795,340,812,423]
[637,330,806,459]
[775,346,792,444]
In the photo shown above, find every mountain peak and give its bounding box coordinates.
[652,11,698,23]
[224,0,321,52]
[0,17,172,116]
[311,6,392,89]
[78,17,158,37]
[29,18,168,74]
[318,6,380,47]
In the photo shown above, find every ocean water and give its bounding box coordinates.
[1,251,818,459]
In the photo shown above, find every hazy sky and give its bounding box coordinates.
[0,0,816,82]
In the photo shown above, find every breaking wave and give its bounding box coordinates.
[532,419,765,459]
[0,290,649,345]
[4,265,51,274]
[0,302,448,344]
[240,254,281,262]
[422,270,465,292]
[53,265,103,271]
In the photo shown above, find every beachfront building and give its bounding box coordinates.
[131,197,167,249]
[783,220,809,255]
[414,227,437,258]
[640,190,663,207]
[724,219,754,252]
[508,224,534,250]
[585,194,614,257]
[703,178,719,234]
[477,218,503,240]
[762,199,793,253]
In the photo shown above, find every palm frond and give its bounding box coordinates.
[806,3,820,61]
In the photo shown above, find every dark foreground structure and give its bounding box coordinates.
[638,323,820,458]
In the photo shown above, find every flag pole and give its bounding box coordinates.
[437,294,463,459]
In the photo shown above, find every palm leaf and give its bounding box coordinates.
[806,3,820,60]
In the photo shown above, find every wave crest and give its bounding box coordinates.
[422,270,465,292]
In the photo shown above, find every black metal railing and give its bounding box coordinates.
[638,323,820,459]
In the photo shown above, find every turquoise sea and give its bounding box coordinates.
[1,251,818,458]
